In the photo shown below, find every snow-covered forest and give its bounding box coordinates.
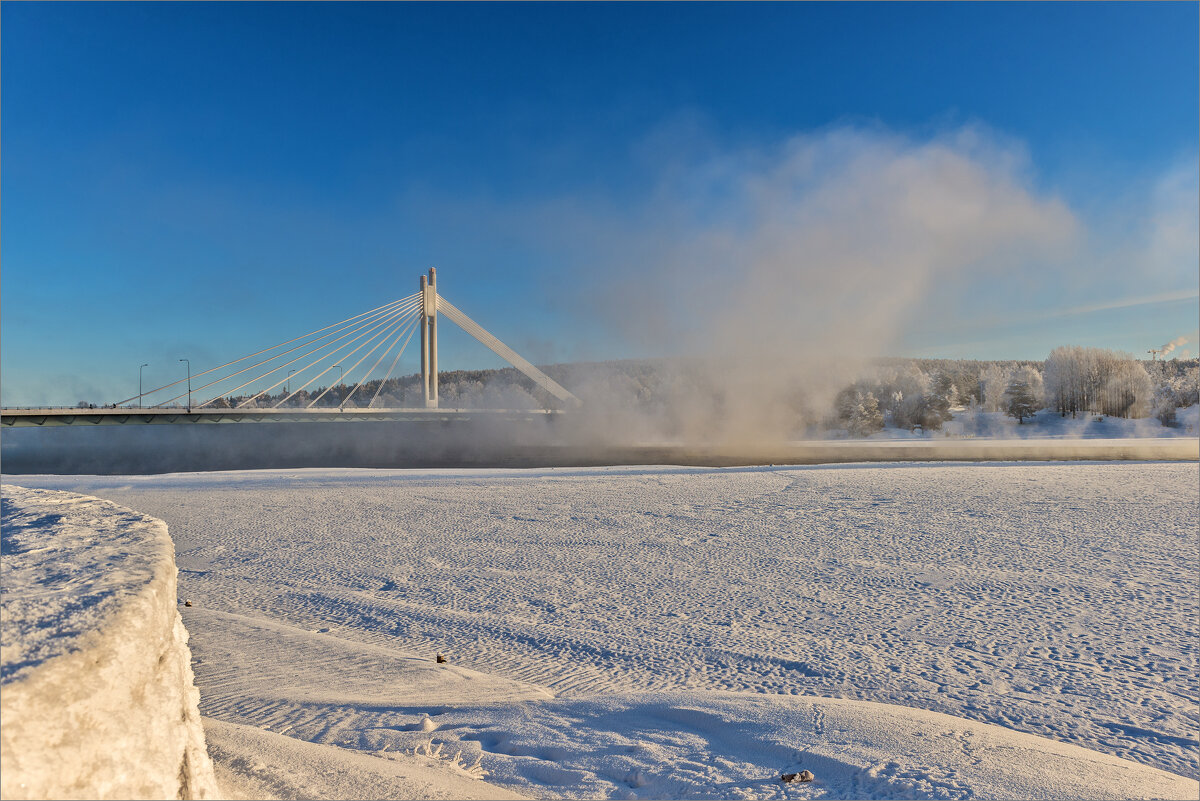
[830,350,1197,434]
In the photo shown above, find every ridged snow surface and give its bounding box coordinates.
[0,485,218,800]
[18,462,1199,799]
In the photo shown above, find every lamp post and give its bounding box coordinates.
[179,358,191,410]
[287,369,297,397]
[138,363,149,408]
[333,364,343,409]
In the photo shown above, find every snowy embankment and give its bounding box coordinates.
[19,464,1200,800]
[0,485,218,800]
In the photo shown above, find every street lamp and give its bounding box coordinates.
[333,364,343,409]
[179,358,191,410]
[138,363,149,408]
[287,369,297,397]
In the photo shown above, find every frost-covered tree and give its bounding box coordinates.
[1101,359,1152,418]
[929,372,957,422]
[1004,376,1039,423]
[1145,360,1199,420]
[892,392,946,431]
[847,391,884,437]
[1044,346,1152,418]
[1151,384,1178,426]
[1045,346,1085,417]
[1002,364,1043,419]
[834,385,861,425]
[1180,364,1199,407]
[978,365,1010,412]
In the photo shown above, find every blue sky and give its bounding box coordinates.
[2,1,1197,406]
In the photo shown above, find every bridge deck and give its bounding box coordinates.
[0,407,560,427]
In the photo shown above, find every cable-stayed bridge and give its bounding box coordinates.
[2,269,579,428]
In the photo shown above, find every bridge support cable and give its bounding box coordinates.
[157,299,415,408]
[158,296,420,409]
[181,297,421,408]
[304,304,423,408]
[219,298,420,408]
[114,293,418,407]
[273,301,421,408]
[344,312,423,408]
[194,299,417,409]
[193,301,416,408]
[367,315,423,408]
[436,296,580,406]
[236,298,421,409]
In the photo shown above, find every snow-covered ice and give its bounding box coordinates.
[12,461,1199,799]
[0,485,218,799]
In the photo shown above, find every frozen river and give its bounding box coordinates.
[16,461,1198,796]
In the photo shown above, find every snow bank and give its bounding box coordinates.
[0,485,218,800]
[202,717,527,800]
[418,692,1199,800]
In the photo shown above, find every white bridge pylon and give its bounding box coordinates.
[110,269,580,411]
[418,268,579,408]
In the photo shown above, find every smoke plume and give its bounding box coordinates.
[1159,336,1189,357]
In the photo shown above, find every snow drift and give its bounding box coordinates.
[0,485,218,800]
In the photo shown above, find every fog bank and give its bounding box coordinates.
[3,420,1194,475]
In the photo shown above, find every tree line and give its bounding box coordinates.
[830,348,1196,434]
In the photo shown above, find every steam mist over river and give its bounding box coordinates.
[3,415,1195,475]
